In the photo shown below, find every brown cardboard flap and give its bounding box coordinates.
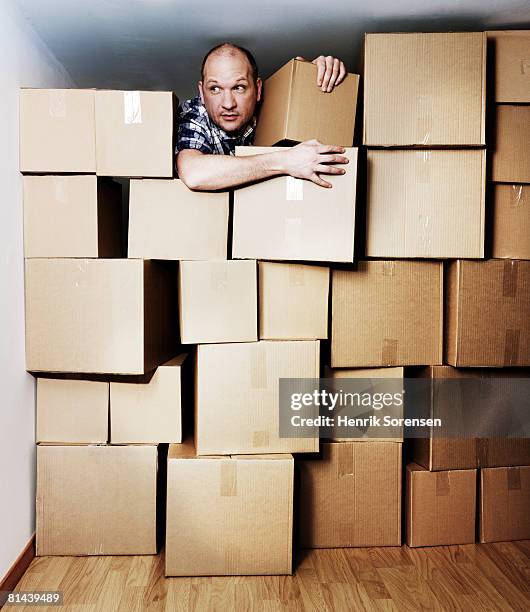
[504,329,521,366]
[20,88,96,173]
[406,463,476,547]
[196,341,319,455]
[366,150,485,259]
[166,453,293,576]
[487,31,530,103]
[332,261,443,367]
[299,442,401,548]
[233,147,357,263]
[445,259,530,367]
[480,465,530,542]
[364,33,486,146]
[337,443,354,477]
[492,105,530,183]
[254,58,358,146]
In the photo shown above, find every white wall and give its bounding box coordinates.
[0,0,74,581]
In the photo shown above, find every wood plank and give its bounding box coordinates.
[8,542,530,611]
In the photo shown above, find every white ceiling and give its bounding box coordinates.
[13,0,530,100]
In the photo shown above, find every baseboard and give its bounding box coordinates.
[0,535,35,594]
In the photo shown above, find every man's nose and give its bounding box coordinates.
[221,91,236,109]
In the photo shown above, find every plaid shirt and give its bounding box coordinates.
[175,96,255,156]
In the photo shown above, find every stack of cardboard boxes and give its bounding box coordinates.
[481,30,530,544]
[360,31,530,547]
[21,88,189,555]
[20,32,529,574]
[166,60,360,576]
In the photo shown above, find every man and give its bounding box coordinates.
[176,43,350,191]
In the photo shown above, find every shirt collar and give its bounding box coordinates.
[197,96,256,140]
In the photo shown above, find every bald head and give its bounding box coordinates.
[201,43,259,82]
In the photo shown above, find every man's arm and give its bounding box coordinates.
[177,139,349,191]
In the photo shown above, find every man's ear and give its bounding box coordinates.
[198,81,205,104]
[256,78,263,103]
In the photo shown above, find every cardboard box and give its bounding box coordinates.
[491,105,530,184]
[254,58,359,146]
[165,441,293,576]
[36,378,108,443]
[445,260,530,366]
[179,260,257,344]
[406,463,476,547]
[411,366,530,470]
[480,466,530,543]
[487,31,530,103]
[95,90,175,177]
[323,366,404,442]
[110,355,187,444]
[491,184,530,260]
[331,261,443,367]
[128,179,228,260]
[233,146,357,263]
[366,150,485,258]
[36,445,157,556]
[20,88,96,173]
[23,175,122,258]
[298,441,402,548]
[259,261,329,340]
[25,259,177,374]
[195,341,319,455]
[364,32,486,146]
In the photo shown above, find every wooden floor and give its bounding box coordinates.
[9,542,529,611]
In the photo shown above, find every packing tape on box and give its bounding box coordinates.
[210,262,229,292]
[416,95,433,146]
[504,329,520,366]
[337,443,354,477]
[475,439,489,468]
[414,150,432,184]
[52,176,67,204]
[73,259,89,289]
[250,343,267,389]
[381,338,398,366]
[252,431,270,448]
[382,261,396,276]
[435,471,450,496]
[220,460,237,497]
[507,466,521,491]
[510,185,525,208]
[286,176,304,201]
[288,265,305,288]
[48,90,66,118]
[123,91,142,124]
[502,260,518,298]
[417,214,432,254]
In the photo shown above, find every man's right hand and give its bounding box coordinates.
[280,139,349,188]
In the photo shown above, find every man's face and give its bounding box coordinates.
[199,50,262,133]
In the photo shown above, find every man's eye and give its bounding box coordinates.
[234,85,246,92]
[210,86,220,93]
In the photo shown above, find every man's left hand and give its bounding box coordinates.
[296,55,347,92]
